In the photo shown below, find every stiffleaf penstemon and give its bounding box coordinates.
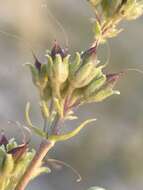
[1,1,143,189]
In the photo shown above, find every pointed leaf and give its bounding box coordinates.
[25,102,48,138]
[49,119,96,142]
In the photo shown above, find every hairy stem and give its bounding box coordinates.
[16,139,55,190]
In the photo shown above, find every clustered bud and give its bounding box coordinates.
[28,43,120,114]
[26,42,121,140]
[0,133,50,190]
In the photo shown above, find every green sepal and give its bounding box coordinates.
[2,154,14,177]
[87,88,120,102]
[53,54,69,84]
[25,63,39,85]
[69,52,81,77]
[84,74,106,98]
[0,147,6,170]
[70,63,95,88]
[46,54,54,79]
[13,150,35,178]
[39,64,48,79]
[82,66,103,87]
[39,64,49,89]
[6,138,18,152]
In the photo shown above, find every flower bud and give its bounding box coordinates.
[53,54,69,84]
[105,72,123,88]
[26,55,49,90]
[8,143,27,161]
[69,52,81,77]
[2,154,14,176]
[48,54,70,98]
[0,133,8,147]
[84,74,106,98]
[81,46,98,66]
[34,56,42,71]
[87,88,120,102]
[69,46,101,88]
[51,42,67,60]
[0,135,50,189]
[86,72,122,102]
[70,62,95,88]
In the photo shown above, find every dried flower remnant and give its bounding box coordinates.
[51,41,67,60]
[0,133,50,190]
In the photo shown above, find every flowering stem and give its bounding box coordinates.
[16,139,55,190]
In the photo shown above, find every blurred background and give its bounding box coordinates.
[0,0,143,190]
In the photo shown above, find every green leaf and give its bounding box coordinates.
[25,102,48,138]
[48,118,96,142]
[31,166,51,180]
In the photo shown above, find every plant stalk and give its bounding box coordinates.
[16,139,55,190]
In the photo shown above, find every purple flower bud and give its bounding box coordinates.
[0,133,8,147]
[106,72,124,88]
[8,143,28,161]
[81,46,97,65]
[51,41,67,60]
[81,46,97,59]
[32,53,42,72]
[35,57,42,72]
